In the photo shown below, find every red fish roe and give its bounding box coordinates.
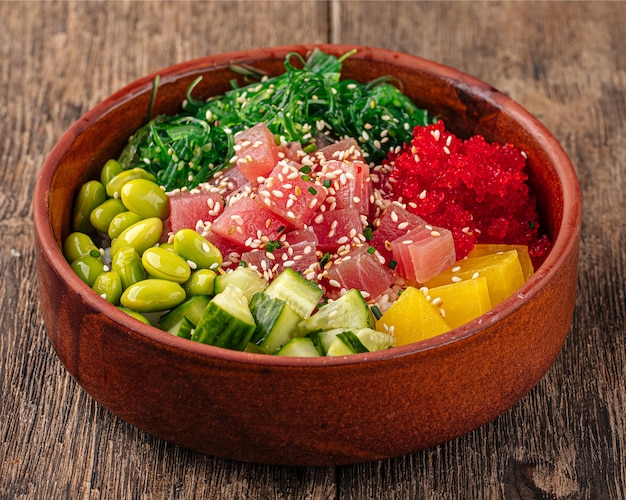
[384,120,551,267]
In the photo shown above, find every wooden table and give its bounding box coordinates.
[1,1,624,498]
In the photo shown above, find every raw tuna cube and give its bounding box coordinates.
[279,141,305,162]
[210,195,290,249]
[281,226,319,246]
[233,123,281,183]
[371,204,427,263]
[391,223,456,283]
[203,230,246,269]
[317,159,372,216]
[257,161,328,228]
[206,164,250,197]
[312,138,364,164]
[325,245,394,300]
[167,189,224,234]
[241,240,318,280]
[311,208,365,253]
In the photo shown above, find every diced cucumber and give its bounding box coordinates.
[192,284,256,351]
[354,328,396,352]
[298,288,375,334]
[276,337,320,357]
[157,295,211,334]
[318,327,395,355]
[325,331,366,356]
[214,266,267,302]
[176,316,195,339]
[249,292,302,354]
[263,268,323,319]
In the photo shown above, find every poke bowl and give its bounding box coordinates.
[33,44,581,466]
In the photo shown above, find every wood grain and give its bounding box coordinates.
[1,1,624,498]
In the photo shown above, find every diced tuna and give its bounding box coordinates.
[233,123,281,183]
[167,189,224,234]
[311,208,365,253]
[257,161,328,228]
[371,204,427,263]
[210,195,290,249]
[325,245,394,300]
[391,223,456,283]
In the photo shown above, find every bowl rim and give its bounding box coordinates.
[34,43,582,367]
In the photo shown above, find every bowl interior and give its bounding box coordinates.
[38,44,579,359]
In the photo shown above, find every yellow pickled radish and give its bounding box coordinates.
[425,276,491,330]
[468,244,534,282]
[376,286,451,346]
[424,249,525,307]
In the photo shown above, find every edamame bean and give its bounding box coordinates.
[142,247,191,283]
[100,159,124,186]
[93,270,123,304]
[112,246,146,289]
[173,229,223,270]
[120,279,186,313]
[70,254,106,287]
[157,242,176,252]
[183,269,217,296]
[110,217,163,256]
[63,232,100,263]
[108,211,144,240]
[120,178,170,220]
[117,306,152,325]
[106,167,156,198]
[72,180,106,233]
[89,198,127,234]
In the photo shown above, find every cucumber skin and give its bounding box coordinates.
[249,292,302,354]
[192,301,256,351]
[157,295,211,332]
[264,268,323,319]
[276,337,320,357]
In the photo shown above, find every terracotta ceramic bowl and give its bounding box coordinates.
[34,44,581,466]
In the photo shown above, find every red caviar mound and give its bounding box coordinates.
[384,120,551,267]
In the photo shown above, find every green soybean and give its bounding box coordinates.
[63,232,100,263]
[100,159,124,186]
[70,254,106,287]
[110,217,163,256]
[173,229,223,270]
[72,180,106,233]
[89,198,127,234]
[108,211,144,240]
[183,269,217,296]
[112,246,146,289]
[157,242,176,252]
[93,271,123,304]
[142,247,191,283]
[117,306,152,325]
[120,178,170,220]
[120,278,186,313]
[106,167,156,198]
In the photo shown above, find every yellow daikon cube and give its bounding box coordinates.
[426,276,491,329]
[376,286,451,346]
[424,250,525,307]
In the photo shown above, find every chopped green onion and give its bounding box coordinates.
[363,226,374,241]
[322,179,332,188]
[367,246,376,255]
[388,259,397,270]
[308,186,318,195]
